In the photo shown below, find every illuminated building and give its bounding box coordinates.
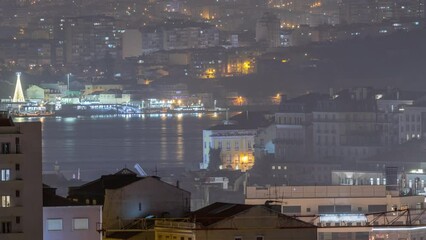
[188,47,227,79]
[397,102,426,144]
[83,84,124,96]
[246,184,426,240]
[140,20,219,54]
[202,112,271,171]
[0,39,56,68]
[63,16,119,66]
[203,126,257,171]
[339,0,377,24]
[0,112,43,239]
[340,0,426,24]
[246,185,424,216]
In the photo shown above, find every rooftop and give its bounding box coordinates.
[190,202,316,228]
[208,111,272,131]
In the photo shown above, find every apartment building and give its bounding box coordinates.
[0,111,42,240]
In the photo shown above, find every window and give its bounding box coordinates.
[234,237,242,240]
[15,164,20,171]
[15,190,20,198]
[226,142,231,151]
[1,222,11,233]
[73,218,89,230]
[256,236,264,240]
[47,219,63,231]
[1,169,10,181]
[16,216,20,224]
[1,196,10,207]
[307,208,311,212]
[1,143,10,154]
[15,138,20,153]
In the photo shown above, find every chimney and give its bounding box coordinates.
[176,180,180,188]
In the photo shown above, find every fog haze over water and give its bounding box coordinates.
[15,113,223,180]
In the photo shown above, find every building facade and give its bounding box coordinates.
[0,111,43,240]
[246,185,425,216]
[68,169,191,233]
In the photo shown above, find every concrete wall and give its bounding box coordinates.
[103,177,190,229]
[20,122,43,240]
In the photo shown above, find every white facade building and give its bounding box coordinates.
[202,127,256,171]
[246,185,425,216]
[0,111,43,240]
[398,105,426,143]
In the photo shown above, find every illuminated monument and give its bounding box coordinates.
[12,72,25,102]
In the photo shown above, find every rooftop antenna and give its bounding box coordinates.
[153,165,159,176]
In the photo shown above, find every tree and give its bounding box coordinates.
[208,147,222,171]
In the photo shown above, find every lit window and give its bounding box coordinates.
[73,218,89,230]
[1,169,10,181]
[47,219,63,231]
[1,195,10,207]
[272,166,275,170]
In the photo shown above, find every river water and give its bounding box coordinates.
[15,113,225,181]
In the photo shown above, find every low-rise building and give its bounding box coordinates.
[246,185,424,216]
[202,112,272,171]
[43,185,102,240]
[130,202,317,240]
[68,168,191,232]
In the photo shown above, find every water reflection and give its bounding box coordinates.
[15,113,225,180]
